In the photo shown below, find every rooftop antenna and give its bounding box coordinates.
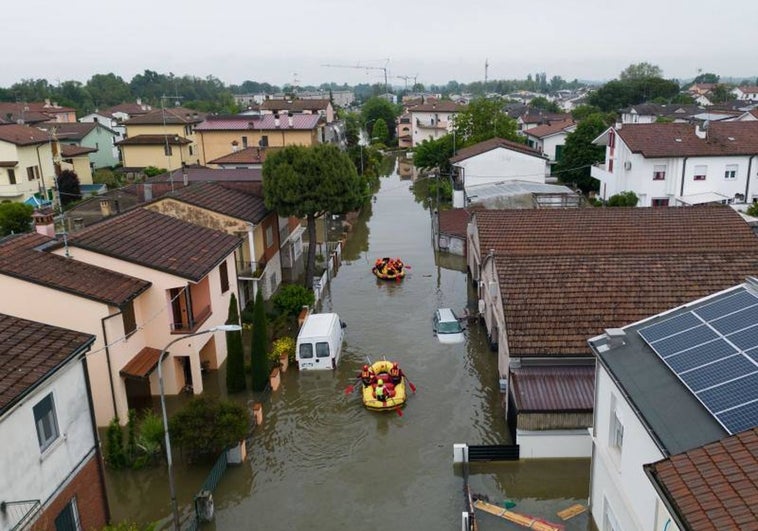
[485,58,489,86]
[161,94,184,192]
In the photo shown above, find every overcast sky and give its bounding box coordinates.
[2,0,756,89]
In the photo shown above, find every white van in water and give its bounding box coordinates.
[295,313,345,370]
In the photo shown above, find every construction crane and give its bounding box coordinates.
[322,60,390,94]
[395,74,418,91]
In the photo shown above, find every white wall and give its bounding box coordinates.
[542,132,570,162]
[457,147,547,192]
[0,358,94,511]
[590,366,671,531]
[411,110,457,146]
[517,429,592,458]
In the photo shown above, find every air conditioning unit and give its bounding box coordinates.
[624,161,632,170]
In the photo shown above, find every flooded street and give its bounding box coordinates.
[105,159,591,530]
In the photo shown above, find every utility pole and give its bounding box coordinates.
[161,94,183,191]
[485,58,489,87]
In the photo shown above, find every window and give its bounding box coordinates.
[34,166,41,179]
[7,169,16,185]
[27,166,35,181]
[694,165,707,181]
[33,393,60,452]
[164,144,173,156]
[652,198,670,207]
[242,136,248,148]
[653,164,666,180]
[608,158,614,172]
[316,342,330,358]
[122,301,136,337]
[54,497,81,531]
[299,343,313,359]
[219,261,229,293]
[265,226,274,248]
[188,145,194,156]
[609,396,624,452]
[725,164,738,179]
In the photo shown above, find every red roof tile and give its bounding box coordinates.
[450,137,543,164]
[37,122,97,140]
[523,120,575,139]
[124,107,206,125]
[645,428,758,531]
[0,233,151,307]
[260,99,331,112]
[69,208,241,282]
[115,134,192,146]
[61,144,97,157]
[475,207,758,357]
[208,146,274,165]
[160,182,268,224]
[195,114,320,131]
[409,101,465,113]
[511,366,594,412]
[0,313,94,413]
[119,346,162,379]
[438,208,470,238]
[0,123,51,146]
[615,122,758,157]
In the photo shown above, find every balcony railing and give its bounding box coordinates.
[237,260,266,279]
[415,119,448,130]
[171,304,211,334]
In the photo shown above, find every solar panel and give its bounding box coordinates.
[637,286,758,435]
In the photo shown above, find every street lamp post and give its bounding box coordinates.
[158,324,242,530]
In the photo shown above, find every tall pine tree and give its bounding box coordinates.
[250,290,269,391]
[225,293,246,393]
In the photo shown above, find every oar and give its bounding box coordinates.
[405,377,417,393]
[395,407,404,417]
[344,377,362,395]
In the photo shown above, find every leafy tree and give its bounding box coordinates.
[413,134,461,174]
[93,168,122,189]
[263,144,364,288]
[670,93,695,104]
[746,203,758,217]
[693,72,720,84]
[607,191,639,206]
[619,62,663,80]
[529,96,561,113]
[86,73,133,107]
[143,166,166,177]
[272,284,315,316]
[554,114,607,193]
[346,144,382,179]
[361,97,399,140]
[571,104,604,121]
[250,290,269,392]
[57,169,82,206]
[588,77,680,112]
[453,98,519,146]
[709,84,732,103]
[168,396,248,460]
[225,293,246,393]
[372,118,389,144]
[343,112,362,147]
[0,202,33,235]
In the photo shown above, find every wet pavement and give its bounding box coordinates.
[104,158,592,530]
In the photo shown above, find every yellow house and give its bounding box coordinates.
[118,107,204,171]
[195,114,321,165]
[60,144,95,184]
[0,208,241,426]
[0,124,55,202]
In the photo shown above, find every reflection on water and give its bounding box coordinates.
[104,157,591,530]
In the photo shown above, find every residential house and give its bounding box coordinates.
[207,146,273,169]
[0,100,76,125]
[619,103,701,124]
[409,100,464,146]
[591,122,758,206]
[433,208,470,255]
[38,122,119,169]
[523,119,575,164]
[145,181,304,303]
[80,100,153,158]
[588,280,758,530]
[60,144,97,184]
[449,137,548,206]
[467,206,758,457]
[260,98,335,123]
[396,113,412,148]
[517,112,572,135]
[118,108,204,171]
[0,314,109,531]
[0,123,54,203]
[732,85,758,102]
[194,114,321,165]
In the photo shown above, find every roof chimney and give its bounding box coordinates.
[695,122,708,139]
[288,115,294,128]
[274,114,280,128]
[32,210,55,237]
[99,199,113,218]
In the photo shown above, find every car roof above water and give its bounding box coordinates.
[436,308,457,321]
[299,313,340,338]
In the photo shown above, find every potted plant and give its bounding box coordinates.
[272,336,295,372]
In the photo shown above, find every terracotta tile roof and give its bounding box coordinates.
[520,112,572,124]
[0,233,151,307]
[615,122,758,157]
[208,146,275,165]
[438,208,470,238]
[409,100,464,113]
[476,207,758,357]
[37,122,96,140]
[61,144,97,157]
[119,346,162,379]
[115,134,191,146]
[0,313,95,413]
[146,167,262,184]
[737,85,758,94]
[69,208,241,282]
[450,137,544,164]
[0,103,55,124]
[124,107,206,125]
[510,366,594,412]
[645,428,758,531]
[103,102,152,116]
[260,99,330,112]
[161,181,268,223]
[523,120,575,139]
[195,114,321,131]
[0,123,51,145]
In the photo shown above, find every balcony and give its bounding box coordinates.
[237,259,266,279]
[590,163,613,184]
[415,119,448,130]
[171,304,211,334]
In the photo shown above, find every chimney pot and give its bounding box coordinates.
[99,199,113,217]
[32,211,56,237]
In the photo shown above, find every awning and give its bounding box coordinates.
[675,192,729,206]
[120,347,163,379]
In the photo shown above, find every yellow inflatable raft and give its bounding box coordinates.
[362,360,407,411]
[372,257,406,281]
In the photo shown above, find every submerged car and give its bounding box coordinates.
[433,308,465,344]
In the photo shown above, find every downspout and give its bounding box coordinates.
[35,143,49,199]
[745,154,756,202]
[200,131,207,166]
[100,312,120,419]
[679,157,688,199]
[81,354,112,524]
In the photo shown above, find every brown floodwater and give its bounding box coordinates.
[104,159,592,530]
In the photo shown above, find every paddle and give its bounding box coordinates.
[405,377,417,393]
[344,377,362,395]
[395,407,404,417]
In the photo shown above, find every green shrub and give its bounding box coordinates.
[272,336,296,363]
[272,284,315,316]
[106,418,127,469]
[169,397,249,461]
[250,290,270,391]
[746,203,758,217]
[225,293,246,393]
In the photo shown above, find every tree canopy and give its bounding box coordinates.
[413,134,462,174]
[361,97,399,140]
[263,144,364,287]
[607,191,639,206]
[693,72,720,84]
[57,169,82,206]
[553,113,608,193]
[588,77,681,112]
[0,202,33,236]
[453,98,519,146]
[619,62,663,80]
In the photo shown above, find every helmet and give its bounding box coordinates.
[393,362,398,368]
[377,379,384,386]
[363,364,369,370]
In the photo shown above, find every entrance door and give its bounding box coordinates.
[180,356,193,393]
[124,378,152,412]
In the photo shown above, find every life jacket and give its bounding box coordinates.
[361,369,372,380]
[390,367,400,379]
[375,385,385,398]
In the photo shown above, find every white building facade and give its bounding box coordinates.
[410,101,463,146]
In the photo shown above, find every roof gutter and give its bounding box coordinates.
[679,156,688,198]
[643,464,689,531]
[101,312,121,419]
